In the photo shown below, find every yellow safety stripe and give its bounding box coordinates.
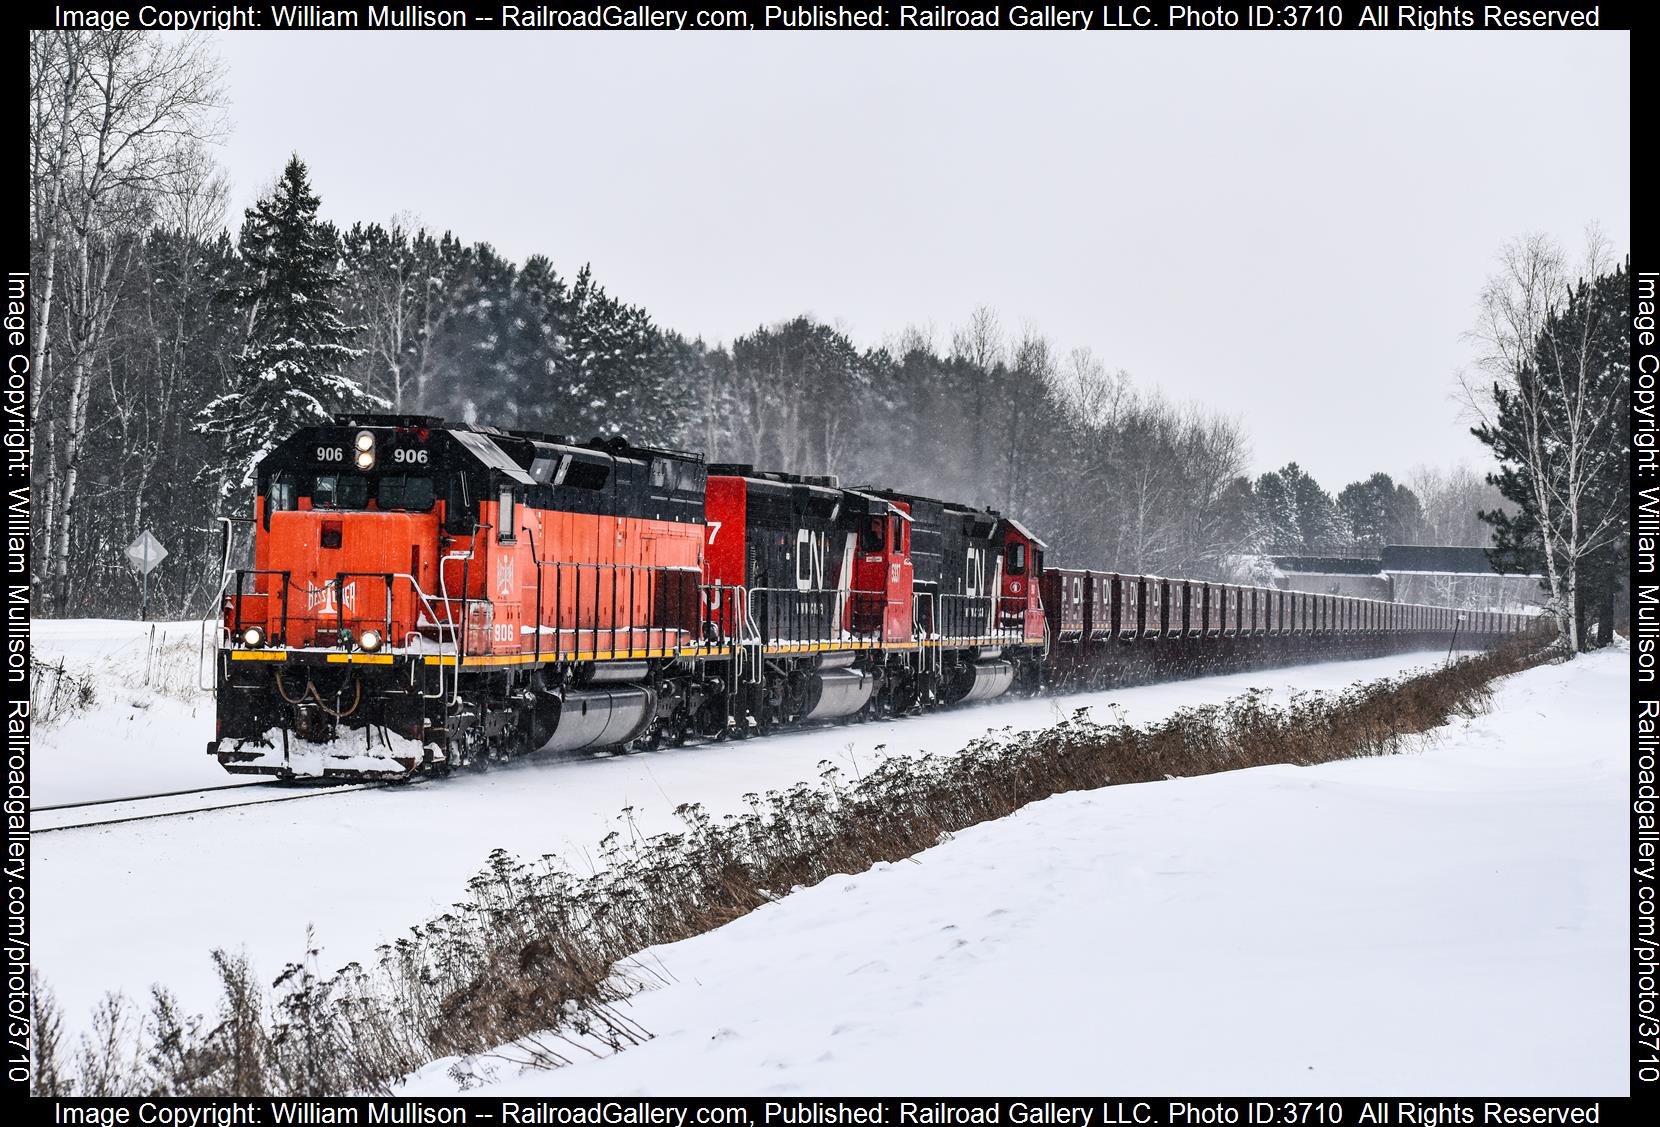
[231,637,1045,669]
[761,641,877,655]
[423,647,690,667]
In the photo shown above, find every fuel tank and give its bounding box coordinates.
[953,659,1015,704]
[537,686,656,753]
[798,666,876,721]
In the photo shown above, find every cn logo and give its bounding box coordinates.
[795,529,828,591]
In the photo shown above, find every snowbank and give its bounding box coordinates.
[405,649,1627,1096]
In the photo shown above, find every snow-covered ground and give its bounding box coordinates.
[32,618,225,804]
[29,617,1502,1048]
[402,648,1628,1097]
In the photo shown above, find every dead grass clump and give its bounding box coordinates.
[29,657,97,727]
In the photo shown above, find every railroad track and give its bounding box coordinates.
[32,647,1483,835]
[31,780,394,833]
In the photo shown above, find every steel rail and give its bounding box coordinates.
[33,782,393,834]
[32,781,275,813]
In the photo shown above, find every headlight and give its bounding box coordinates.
[358,629,382,652]
[355,449,376,470]
[354,430,375,452]
[240,625,265,648]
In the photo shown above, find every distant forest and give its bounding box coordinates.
[29,32,1502,620]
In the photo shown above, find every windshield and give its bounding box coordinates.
[312,473,370,509]
[378,474,435,512]
[303,473,434,512]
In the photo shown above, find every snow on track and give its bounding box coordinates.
[34,646,1481,1031]
[405,649,1629,1097]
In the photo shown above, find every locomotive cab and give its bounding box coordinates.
[995,517,1047,643]
[236,416,467,655]
[846,493,914,644]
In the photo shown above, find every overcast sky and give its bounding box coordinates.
[211,30,1628,488]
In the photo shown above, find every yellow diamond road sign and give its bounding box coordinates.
[125,530,168,575]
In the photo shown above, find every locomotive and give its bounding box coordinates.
[209,414,1529,780]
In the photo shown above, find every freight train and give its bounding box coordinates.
[208,415,1532,780]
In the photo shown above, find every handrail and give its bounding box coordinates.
[522,550,706,662]
[437,523,488,704]
[223,569,449,648]
[741,585,886,649]
[934,591,1023,645]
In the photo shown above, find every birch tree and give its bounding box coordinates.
[30,29,223,612]
[1466,231,1629,651]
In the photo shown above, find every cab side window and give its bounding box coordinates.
[444,474,473,534]
[1007,541,1026,575]
[264,472,298,529]
[269,473,298,512]
[861,516,885,553]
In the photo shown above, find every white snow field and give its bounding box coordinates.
[31,617,1503,1045]
[32,618,227,804]
[401,648,1629,1097]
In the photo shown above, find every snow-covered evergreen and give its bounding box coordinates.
[196,155,375,503]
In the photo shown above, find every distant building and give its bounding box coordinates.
[1380,545,1546,612]
[1269,545,1546,612]
[1270,555,1392,600]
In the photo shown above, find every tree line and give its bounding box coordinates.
[29,30,1533,622]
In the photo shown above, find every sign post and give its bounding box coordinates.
[125,530,169,620]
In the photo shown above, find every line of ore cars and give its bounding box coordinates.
[210,416,1532,780]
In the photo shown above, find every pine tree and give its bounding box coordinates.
[559,263,679,444]
[197,155,373,505]
[1338,473,1426,553]
[1252,463,1349,555]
